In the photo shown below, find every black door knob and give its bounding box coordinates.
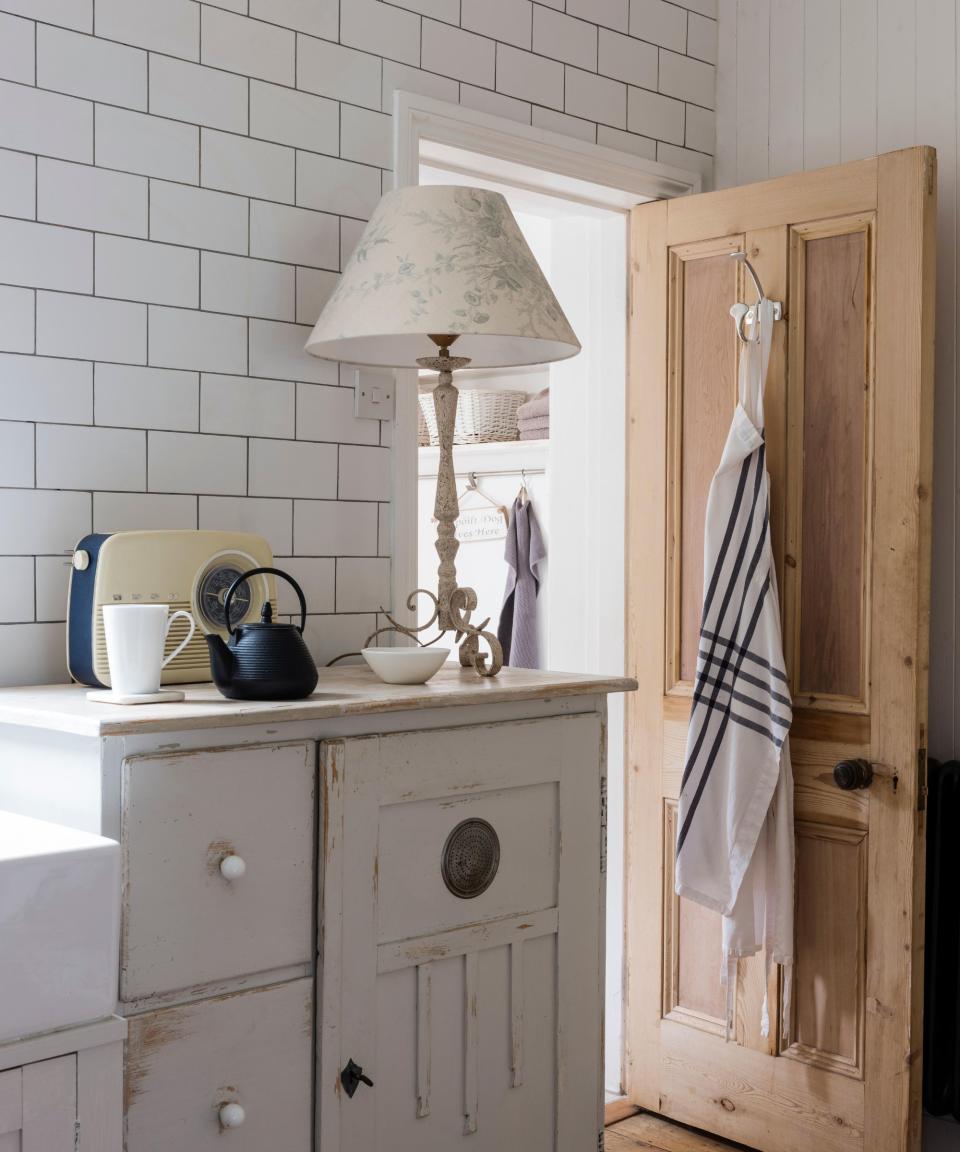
[341,1058,374,1099]
[833,758,874,790]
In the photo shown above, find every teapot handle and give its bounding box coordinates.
[224,567,308,637]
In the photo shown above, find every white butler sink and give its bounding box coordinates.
[0,810,120,1042]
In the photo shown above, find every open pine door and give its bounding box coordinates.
[625,147,935,1152]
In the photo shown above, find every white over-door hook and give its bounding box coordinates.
[729,302,757,343]
[729,251,783,343]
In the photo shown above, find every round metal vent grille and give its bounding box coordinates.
[441,818,500,899]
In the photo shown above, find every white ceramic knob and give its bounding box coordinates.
[219,1102,245,1129]
[72,550,90,571]
[219,854,246,881]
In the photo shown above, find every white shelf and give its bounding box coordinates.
[418,438,548,478]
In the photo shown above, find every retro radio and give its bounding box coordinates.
[67,530,276,688]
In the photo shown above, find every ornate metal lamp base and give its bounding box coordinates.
[364,586,504,678]
[364,337,505,678]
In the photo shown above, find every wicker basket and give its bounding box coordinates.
[417,398,430,446]
[418,388,525,445]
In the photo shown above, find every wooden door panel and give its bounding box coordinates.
[655,1020,865,1152]
[787,218,874,709]
[627,148,935,1152]
[663,802,726,1035]
[668,239,742,688]
[788,823,867,1076]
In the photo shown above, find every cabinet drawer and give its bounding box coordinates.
[125,978,312,1152]
[121,742,314,1001]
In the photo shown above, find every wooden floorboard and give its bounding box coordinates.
[606,1098,642,1126]
[606,1111,752,1152]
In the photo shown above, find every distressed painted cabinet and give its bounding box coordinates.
[0,1017,126,1151]
[0,666,632,1150]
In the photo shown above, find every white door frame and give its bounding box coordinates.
[389,91,704,625]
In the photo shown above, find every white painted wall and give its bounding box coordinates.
[0,0,715,688]
[714,0,959,762]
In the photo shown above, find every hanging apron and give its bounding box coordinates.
[674,297,794,1039]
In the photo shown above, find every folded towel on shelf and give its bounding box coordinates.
[517,388,549,422]
[520,428,549,441]
[518,414,549,432]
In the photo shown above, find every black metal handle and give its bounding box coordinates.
[223,566,307,636]
[340,1058,373,1099]
[833,758,874,791]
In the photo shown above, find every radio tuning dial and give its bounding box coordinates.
[73,550,90,571]
[198,561,253,630]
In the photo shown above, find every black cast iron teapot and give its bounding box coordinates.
[205,566,319,701]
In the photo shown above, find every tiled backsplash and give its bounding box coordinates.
[0,0,715,687]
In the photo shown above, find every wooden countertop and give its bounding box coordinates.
[0,665,637,738]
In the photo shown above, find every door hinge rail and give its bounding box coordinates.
[918,745,928,812]
[600,775,608,874]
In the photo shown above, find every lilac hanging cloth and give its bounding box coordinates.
[497,495,546,668]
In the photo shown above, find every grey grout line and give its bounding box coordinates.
[1,101,710,199]
[6,28,716,135]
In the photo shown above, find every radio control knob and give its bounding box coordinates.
[72,550,90,572]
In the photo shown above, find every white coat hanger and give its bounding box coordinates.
[461,472,509,526]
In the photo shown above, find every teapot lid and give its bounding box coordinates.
[240,601,298,630]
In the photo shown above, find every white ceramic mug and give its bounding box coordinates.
[102,604,196,695]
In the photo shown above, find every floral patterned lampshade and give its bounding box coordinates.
[304,185,580,368]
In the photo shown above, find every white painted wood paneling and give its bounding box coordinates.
[839,0,877,161]
[21,1054,76,1149]
[716,0,960,759]
[877,0,917,153]
[714,0,738,188]
[734,0,769,184]
[803,0,841,170]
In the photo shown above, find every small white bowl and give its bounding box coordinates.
[362,646,450,685]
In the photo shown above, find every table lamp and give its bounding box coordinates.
[304,185,580,676]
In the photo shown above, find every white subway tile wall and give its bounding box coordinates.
[0,0,714,686]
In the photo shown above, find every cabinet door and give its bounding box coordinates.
[318,714,604,1152]
[0,1056,77,1151]
[0,1067,21,1152]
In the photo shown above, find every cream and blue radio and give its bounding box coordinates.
[67,530,276,688]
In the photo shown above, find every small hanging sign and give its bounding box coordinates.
[456,507,508,543]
